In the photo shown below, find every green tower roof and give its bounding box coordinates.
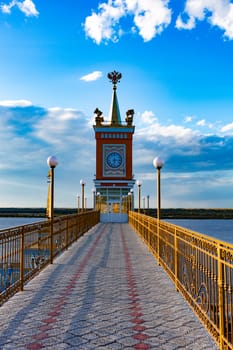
[108,85,122,126]
[107,70,122,126]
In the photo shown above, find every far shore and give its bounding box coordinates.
[0,208,233,219]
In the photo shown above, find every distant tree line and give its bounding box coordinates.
[140,208,233,219]
[0,207,233,218]
[0,208,78,217]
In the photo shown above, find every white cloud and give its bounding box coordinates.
[155,124,197,144]
[176,14,195,30]
[84,1,125,44]
[1,0,39,17]
[137,121,198,146]
[18,0,38,16]
[197,119,206,126]
[0,103,97,207]
[132,0,171,42]
[176,0,233,40]
[0,103,96,195]
[0,99,32,107]
[184,115,193,123]
[34,108,83,144]
[221,122,233,133]
[141,110,157,124]
[80,71,103,82]
[1,2,12,13]
[48,107,81,121]
[84,0,171,44]
[135,111,199,150]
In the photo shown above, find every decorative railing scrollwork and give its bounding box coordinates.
[0,211,100,306]
[128,211,233,350]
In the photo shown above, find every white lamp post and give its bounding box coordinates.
[153,157,164,221]
[97,192,100,211]
[80,179,86,212]
[147,195,150,209]
[77,193,80,213]
[47,155,58,264]
[92,188,96,210]
[136,180,142,213]
[128,192,132,211]
[143,196,146,213]
[130,188,134,211]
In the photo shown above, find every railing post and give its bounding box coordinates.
[157,219,160,265]
[76,215,79,240]
[65,216,69,249]
[147,218,149,246]
[217,243,225,349]
[137,212,140,233]
[174,227,178,291]
[20,228,25,291]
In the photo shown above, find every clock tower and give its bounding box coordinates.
[93,71,135,222]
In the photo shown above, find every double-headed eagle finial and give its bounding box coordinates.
[107,70,122,89]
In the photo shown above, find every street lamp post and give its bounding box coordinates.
[130,189,134,211]
[153,156,164,265]
[77,193,80,213]
[80,179,86,212]
[136,180,142,213]
[97,192,100,211]
[143,196,145,211]
[122,195,125,213]
[153,157,164,220]
[47,155,58,264]
[128,192,132,211]
[92,188,96,210]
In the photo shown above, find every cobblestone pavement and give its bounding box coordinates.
[0,223,219,349]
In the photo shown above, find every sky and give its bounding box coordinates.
[0,0,233,209]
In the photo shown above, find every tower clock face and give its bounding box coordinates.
[107,152,122,168]
[103,144,126,177]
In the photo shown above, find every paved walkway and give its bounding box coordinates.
[0,223,219,349]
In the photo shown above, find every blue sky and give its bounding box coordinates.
[0,0,233,208]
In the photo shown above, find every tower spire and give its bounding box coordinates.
[107,70,122,126]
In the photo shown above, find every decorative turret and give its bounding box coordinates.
[94,108,104,126]
[125,109,134,126]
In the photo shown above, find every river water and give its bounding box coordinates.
[0,217,46,230]
[166,219,233,244]
[0,217,232,244]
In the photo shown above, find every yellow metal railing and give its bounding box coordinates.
[129,211,233,350]
[0,210,99,306]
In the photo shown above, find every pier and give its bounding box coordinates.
[0,220,218,349]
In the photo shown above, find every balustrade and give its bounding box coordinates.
[0,211,99,306]
[128,211,233,350]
